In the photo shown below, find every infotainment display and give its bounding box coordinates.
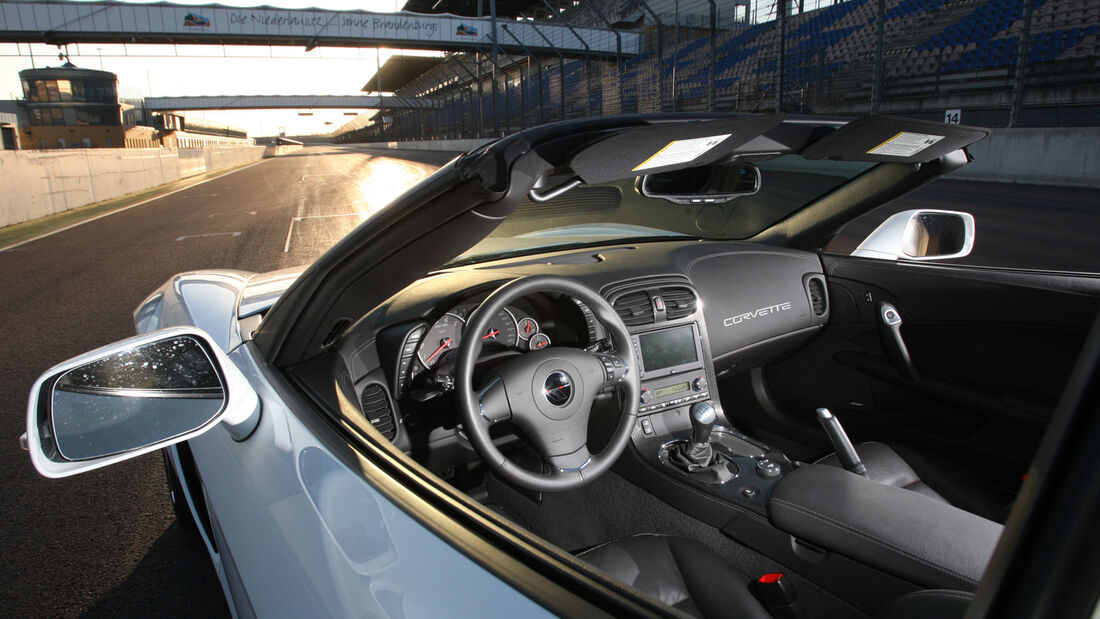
[638,325,699,372]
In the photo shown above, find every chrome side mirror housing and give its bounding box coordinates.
[25,326,259,478]
[852,209,975,261]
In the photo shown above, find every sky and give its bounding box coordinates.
[0,0,439,136]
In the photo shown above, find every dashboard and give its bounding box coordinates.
[336,239,831,469]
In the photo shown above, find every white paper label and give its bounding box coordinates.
[867,132,945,157]
[633,134,732,171]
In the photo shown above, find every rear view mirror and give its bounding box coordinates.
[25,326,259,478]
[852,210,975,261]
[638,161,761,204]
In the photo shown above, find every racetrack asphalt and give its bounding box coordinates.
[1,145,1097,616]
[0,145,454,618]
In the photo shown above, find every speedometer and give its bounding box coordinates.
[476,307,519,352]
[417,313,464,368]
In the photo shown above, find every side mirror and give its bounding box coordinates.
[638,161,761,204]
[852,209,975,261]
[25,326,259,478]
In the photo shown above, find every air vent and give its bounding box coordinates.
[659,286,697,320]
[321,317,353,348]
[360,384,397,440]
[613,290,655,326]
[807,277,828,316]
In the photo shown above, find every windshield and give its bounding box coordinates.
[451,156,875,266]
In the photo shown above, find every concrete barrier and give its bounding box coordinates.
[379,138,494,153]
[0,146,275,228]
[948,127,1100,188]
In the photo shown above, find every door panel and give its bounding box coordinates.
[754,256,1100,491]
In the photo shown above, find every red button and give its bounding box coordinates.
[758,573,783,584]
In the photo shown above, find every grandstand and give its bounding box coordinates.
[333,0,1100,143]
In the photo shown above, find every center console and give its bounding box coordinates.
[604,279,794,518]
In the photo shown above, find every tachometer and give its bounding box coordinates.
[417,313,464,368]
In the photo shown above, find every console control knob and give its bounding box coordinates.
[692,376,706,392]
[756,458,782,479]
[639,389,652,405]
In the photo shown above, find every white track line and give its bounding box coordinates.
[1,158,271,253]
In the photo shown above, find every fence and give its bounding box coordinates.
[336,0,1100,143]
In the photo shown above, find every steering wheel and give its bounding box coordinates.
[455,275,641,492]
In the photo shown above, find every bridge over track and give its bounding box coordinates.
[0,0,640,57]
[144,95,442,111]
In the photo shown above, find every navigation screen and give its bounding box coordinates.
[639,326,698,372]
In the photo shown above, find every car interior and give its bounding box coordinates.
[260,116,1100,618]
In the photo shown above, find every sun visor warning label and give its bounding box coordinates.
[633,134,731,171]
[866,132,945,157]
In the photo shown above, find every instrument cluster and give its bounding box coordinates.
[416,304,553,371]
[393,295,600,398]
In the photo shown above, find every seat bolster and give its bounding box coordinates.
[871,589,973,619]
[580,535,770,619]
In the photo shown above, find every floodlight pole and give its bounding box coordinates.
[870,0,885,114]
[777,0,787,112]
[578,0,622,73]
[707,0,717,111]
[523,14,567,121]
[450,56,484,138]
[503,24,546,125]
[1009,0,1034,127]
[634,0,666,112]
[542,0,593,115]
[490,0,501,135]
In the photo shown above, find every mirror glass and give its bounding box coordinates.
[902,213,967,257]
[51,335,225,461]
[640,161,761,204]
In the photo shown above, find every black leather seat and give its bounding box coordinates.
[578,534,771,619]
[816,442,1013,522]
[580,534,973,619]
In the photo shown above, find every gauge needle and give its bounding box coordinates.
[482,329,500,340]
[425,338,453,364]
[535,340,547,349]
[524,322,532,334]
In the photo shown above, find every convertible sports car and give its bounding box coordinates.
[23,114,1100,618]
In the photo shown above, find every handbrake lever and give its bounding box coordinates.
[816,408,867,477]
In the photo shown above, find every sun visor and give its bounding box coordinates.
[800,115,990,164]
[568,114,786,184]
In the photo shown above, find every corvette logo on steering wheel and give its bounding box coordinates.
[543,371,573,406]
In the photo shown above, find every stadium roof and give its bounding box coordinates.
[401,0,566,19]
[363,55,447,93]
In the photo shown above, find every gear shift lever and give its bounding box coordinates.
[690,401,717,448]
[664,401,735,483]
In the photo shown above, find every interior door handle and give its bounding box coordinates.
[879,302,919,382]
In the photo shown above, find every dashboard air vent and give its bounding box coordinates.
[613,290,655,326]
[659,286,697,320]
[360,384,397,440]
[807,277,827,316]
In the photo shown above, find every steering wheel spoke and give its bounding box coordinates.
[477,374,512,424]
[547,446,593,474]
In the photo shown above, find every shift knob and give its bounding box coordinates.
[690,401,717,446]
